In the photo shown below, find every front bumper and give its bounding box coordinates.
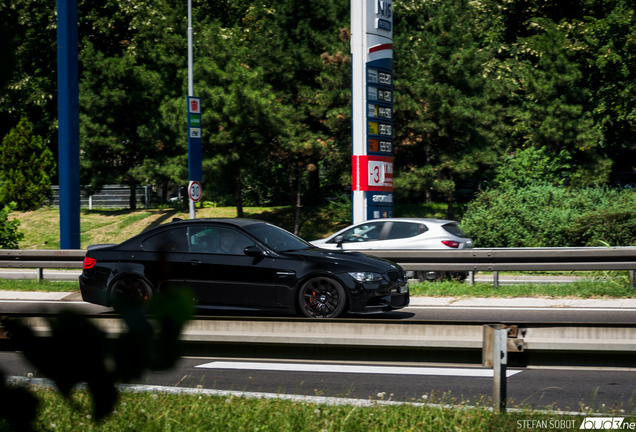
[342,274,410,313]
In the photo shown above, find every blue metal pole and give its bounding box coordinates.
[57,0,81,249]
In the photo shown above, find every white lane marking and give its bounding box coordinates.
[195,361,522,378]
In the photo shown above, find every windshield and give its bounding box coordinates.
[243,223,312,252]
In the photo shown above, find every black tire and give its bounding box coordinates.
[415,271,439,282]
[110,275,153,311]
[450,271,468,282]
[298,277,347,319]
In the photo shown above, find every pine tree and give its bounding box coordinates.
[393,0,505,218]
[0,117,56,210]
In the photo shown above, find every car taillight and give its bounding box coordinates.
[83,257,97,269]
[441,240,460,248]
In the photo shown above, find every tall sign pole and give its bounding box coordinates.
[58,0,81,249]
[187,0,202,219]
[351,0,394,224]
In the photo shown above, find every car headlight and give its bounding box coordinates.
[349,272,383,283]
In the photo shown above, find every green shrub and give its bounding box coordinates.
[0,117,56,211]
[0,202,24,249]
[461,184,636,247]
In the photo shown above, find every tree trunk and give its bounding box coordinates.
[305,161,320,206]
[446,172,455,220]
[161,181,168,202]
[294,165,302,235]
[234,169,243,218]
[129,179,137,210]
[425,139,433,204]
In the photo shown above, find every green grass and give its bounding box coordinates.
[4,386,633,432]
[409,278,635,299]
[2,278,635,299]
[0,279,79,292]
[11,206,348,250]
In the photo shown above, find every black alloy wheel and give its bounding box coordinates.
[110,276,153,310]
[298,277,346,318]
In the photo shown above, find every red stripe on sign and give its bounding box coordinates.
[369,43,393,53]
[352,155,394,192]
[352,155,368,191]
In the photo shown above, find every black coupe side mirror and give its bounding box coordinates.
[244,245,265,257]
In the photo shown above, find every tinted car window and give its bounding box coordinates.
[442,223,470,238]
[188,227,221,253]
[142,228,188,252]
[332,222,385,243]
[386,222,427,240]
[243,223,310,252]
[188,226,254,255]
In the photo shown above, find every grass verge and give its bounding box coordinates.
[409,278,635,299]
[4,386,633,432]
[1,278,635,298]
[0,280,79,292]
[10,206,349,249]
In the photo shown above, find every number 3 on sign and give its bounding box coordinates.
[188,181,202,202]
[372,165,380,184]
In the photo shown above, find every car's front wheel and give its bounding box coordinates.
[298,277,346,318]
[110,275,153,311]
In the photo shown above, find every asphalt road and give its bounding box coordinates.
[1,298,635,413]
[1,352,634,412]
[1,299,635,324]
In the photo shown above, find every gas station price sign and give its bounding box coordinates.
[369,138,392,154]
[367,69,392,86]
[368,121,393,137]
[368,104,392,120]
[351,0,394,223]
[367,86,392,103]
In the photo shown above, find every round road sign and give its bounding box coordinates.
[188,181,202,202]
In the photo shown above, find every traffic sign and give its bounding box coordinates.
[188,181,202,202]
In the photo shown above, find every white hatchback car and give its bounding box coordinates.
[310,218,473,281]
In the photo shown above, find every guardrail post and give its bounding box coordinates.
[630,270,634,289]
[483,324,507,413]
[469,271,474,286]
[36,268,43,282]
[493,271,499,289]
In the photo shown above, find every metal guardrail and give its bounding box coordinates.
[0,247,634,287]
[0,250,85,281]
[359,247,636,288]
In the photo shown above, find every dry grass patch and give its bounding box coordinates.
[9,206,344,249]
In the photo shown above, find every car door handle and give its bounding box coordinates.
[189,260,200,265]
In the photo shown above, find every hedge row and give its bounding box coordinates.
[460,185,636,248]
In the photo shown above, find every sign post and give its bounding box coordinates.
[187,96,202,218]
[186,0,202,219]
[351,0,394,224]
[57,0,81,249]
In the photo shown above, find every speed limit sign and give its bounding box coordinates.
[188,181,202,202]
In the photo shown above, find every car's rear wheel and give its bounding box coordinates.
[298,277,346,318]
[110,276,153,310]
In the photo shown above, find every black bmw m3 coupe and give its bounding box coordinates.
[79,219,409,318]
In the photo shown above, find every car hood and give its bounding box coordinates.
[279,247,401,273]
